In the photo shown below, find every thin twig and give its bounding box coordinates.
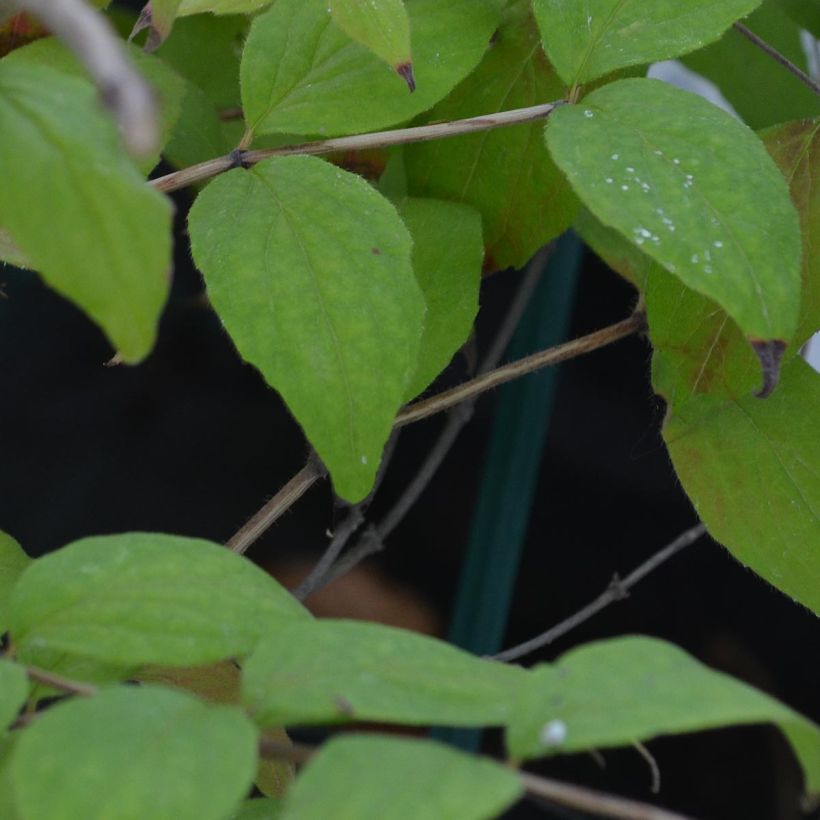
[297,253,552,599]
[227,455,326,555]
[734,22,820,96]
[493,523,707,662]
[6,0,159,155]
[151,101,563,193]
[25,665,99,697]
[396,312,646,428]
[520,771,693,820]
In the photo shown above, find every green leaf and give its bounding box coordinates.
[663,357,820,613]
[0,661,27,731]
[682,2,820,131]
[8,533,308,669]
[241,0,502,138]
[546,78,801,344]
[241,618,528,727]
[282,735,523,820]
[156,13,246,109]
[178,0,271,14]
[775,0,820,34]
[0,228,32,269]
[0,61,173,362]
[761,118,820,350]
[4,36,187,175]
[0,735,22,820]
[330,0,414,90]
[532,0,762,87]
[507,636,820,797]
[230,799,282,820]
[404,5,577,270]
[10,685,259,820]
[398,198,483,399]
[132,0,184,50]
[0,531,29,634]
[189,156,424,501]
[163,81,229,170]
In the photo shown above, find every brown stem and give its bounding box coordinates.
[25,665,99,697]
[151,101,563,194]
[520,771,695,820]
[258,736,315,766]
[493,522,707,662]
[733,22,820,96]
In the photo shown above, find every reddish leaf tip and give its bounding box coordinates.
[751,340,787,398]
[396,62,416,93]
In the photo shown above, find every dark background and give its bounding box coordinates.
[1,172,817,819]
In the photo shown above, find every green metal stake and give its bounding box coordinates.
[434,231,583,752]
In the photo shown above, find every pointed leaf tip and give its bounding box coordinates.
[752,340,787,398]
[396,62,416,92]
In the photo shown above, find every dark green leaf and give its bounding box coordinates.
[189,156,424,501]
[242,618,528,727]
[547,78,801,343]
[532,0,762,86]
[0,62,173,362]
[405,5,576,270]
[398,198,483,399]
[0,661,27,731]
[682,2,820,130]
[11,685,259,820]
[241,0,502,138]
[507,636,820,797]
[8,533,308,668]
[282,735,523,820]
[0,531,29,634]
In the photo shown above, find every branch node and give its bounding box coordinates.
[608,573,630,601]
[228,148,252,170]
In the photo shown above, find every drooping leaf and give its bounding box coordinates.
[330,0,414,90]
[398,198,483,399]
[0,61,173,362]
[241,618,528,727]
[4,36,187,175]
[0,530,29,634]
[241,0,502,139]
[10,685,259,820]
[8,533,308,669]
[405,4,576,270]
[282,735,523,820]
[546,78,801,348]
[663,358,820,613]
[682,2,820,130]
[188,155,424,501]
[532,0,762,87]
[507,636,820,796]
[0,661,27,731]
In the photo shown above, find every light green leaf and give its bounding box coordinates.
[532,0,762,87]
[178,0,271,14]
[507,636,820,796]
[664,358,820,613]
[132,0,184,50]
[241,0,502,138]
[4,36,187,175]
[682,2,820,130]
[330,0,414,89]
[0,735,22,820]
[282,735,523,820]
[10,685,259,820]
[546,78,801,345]
[398,198,483,399]
[8,533,308,669]
[0,61,173,362]
[0,228,31,269]
[405,5,577,270]
[0,661,27,731]
[189,155,423,501]
[0,531,29,634]
[230,799,282,820]
[241,618,528,727]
